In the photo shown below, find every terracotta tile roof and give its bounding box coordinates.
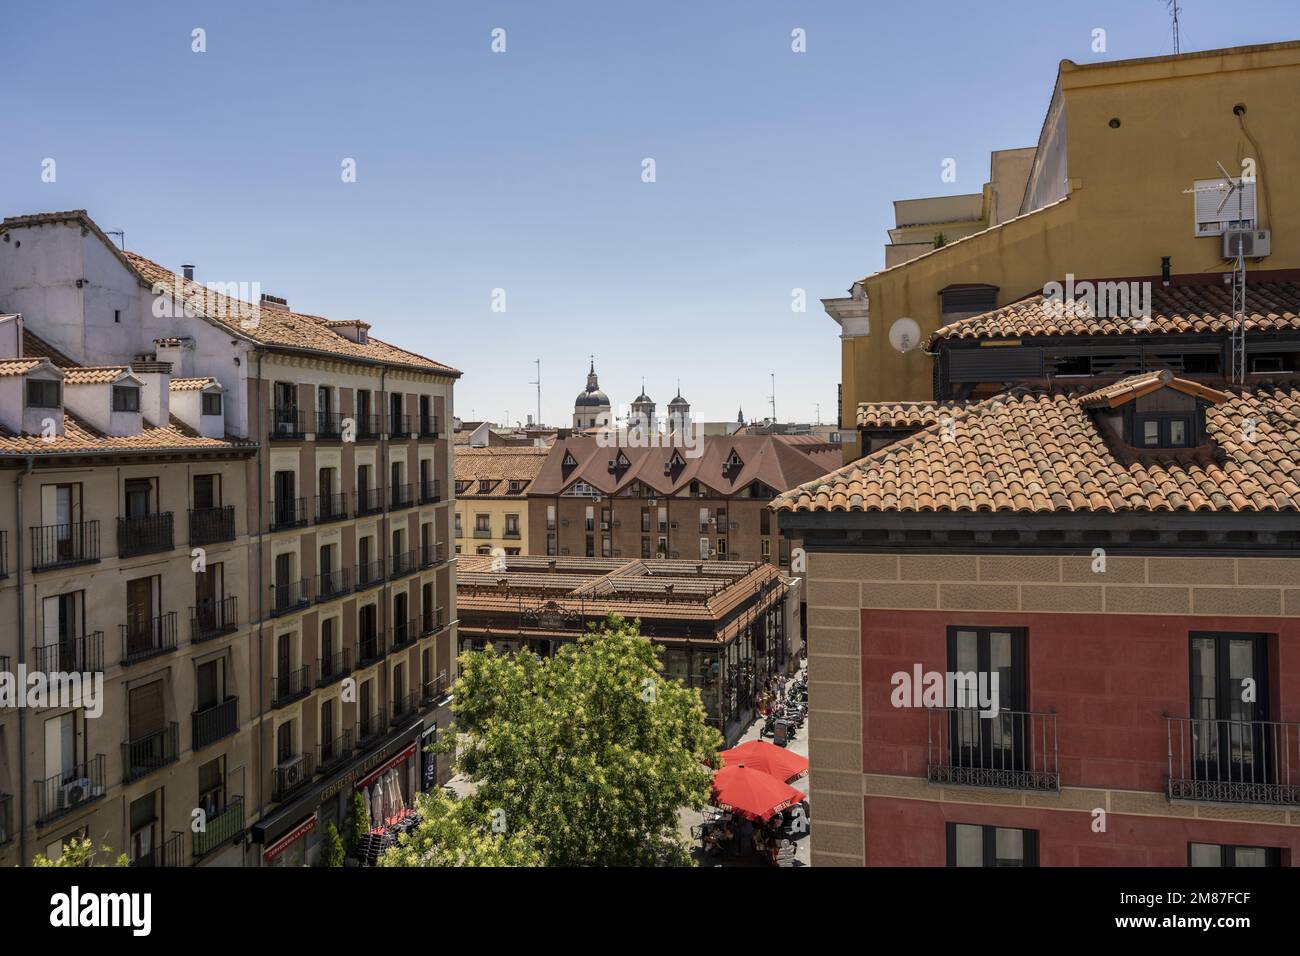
[1076,370,1232,408]
[454,447,549,496]
[63,366,131,385]
[775,384,1300,514]
[0,409,255,457]
[169,376,218,391]
[928,280,1300,345]
[0,358,46,377]
[20,330,78,367]
[857,400,969,430]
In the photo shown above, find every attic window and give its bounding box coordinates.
[508,480,524,493]
[478,480,493,493]
[667,451,685,469]
[26,379,60,408]
[112,385,141,412]
[455,480,470,494]
[1134,413,1194,448]
[202,392,223,416]
[562,451,578,468]
[724,450,744,470]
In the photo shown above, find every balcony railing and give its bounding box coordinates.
[418,478,441,504]
[391,618,419,650]
[271,578,311,616]
[0,792,11,847]
[31,521,99,572]
[191,595,238,643]
[130,831,184,868]
[315,410,343,440]
[421,607,447,636]
[356,558,385,591]
[316,567,352,602]
[193,697,239,749]
[421,673,449,706]
[123,722,180,783]
[272,753,315,802]
[355,413,382,441]
[315,492,348,524]
[317,730,354,773]
[193,796,244,859]
[189,506,235,545]
[32,632,105,674]
[271,665,312,708]
[357,709,388,747]
[270,405,304,439]
[357,631,387,667]
[389,483,414,510]
[391,692,418,724]
[34,755,106,826]
[473,527,492,539]
[269,497,307,531]
[118,512,174,558]
[926,706,1060,792]
[317,648,351,688]
[1166,715,1300,807]
[390,549,417,579]
[388,413,410,438]
[419,414,440,438]
[121,612,178,665]
[420,542,445,568]
[354,487,384,517]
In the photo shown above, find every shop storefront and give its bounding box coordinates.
[263,814,316,868]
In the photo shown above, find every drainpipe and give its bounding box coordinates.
[253,351,266,848]
[15,455,33,865]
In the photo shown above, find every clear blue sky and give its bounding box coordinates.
[4,1,1297,426]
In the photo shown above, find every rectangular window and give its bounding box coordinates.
[112,386,140,412]
[26,378,61,408]
[475,514,490,532]
[1188,843,1281,867]
[202,391,223,416]
[760,510,771,536]
[1189,633,1270,786]
[946,823,1038,867]
[505,514,519,536]
[546,533,557,556]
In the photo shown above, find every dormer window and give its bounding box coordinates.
[202,391,223,416]
[478,479,493,494]
[112,385,141,412]
[1135,414,1193,448]
[1079,369,1230,452]
[724,450,744,470]
[26,379,61,408]
[562,451,578,469]
[508,480,524,493]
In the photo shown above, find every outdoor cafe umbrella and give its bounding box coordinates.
[719,740,809,784]
[711,764,804,823]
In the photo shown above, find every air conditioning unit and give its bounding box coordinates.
[61,777,94,809]
[670,521,679,529]
[279,754,306,787]
[600,521,609,530]
[1223,229,1270,259]
[708,517,716,525]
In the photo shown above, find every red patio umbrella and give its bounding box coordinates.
[711,764,804,822]
[719,740,809,783]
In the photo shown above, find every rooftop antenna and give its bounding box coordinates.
[1164,0,1182,54]
[529,359,541,428]
[104,229,125,250]
[769,372,776,423]
[1184,161,1250,384]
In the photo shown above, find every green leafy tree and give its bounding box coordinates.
[321,821,346,867]
[32,837,127,868]
[388,615,720,867]
[382,788,544,867]
[348,789,371,850]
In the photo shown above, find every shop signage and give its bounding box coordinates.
[263,814,316,863]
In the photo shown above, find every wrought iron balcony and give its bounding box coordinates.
[271,665,312,709]
[191,595,238,643]
[389,549,417,579]
[189,505,235,545]
[357,631,387,667]
[270,405,304,439]
[123,722,180,783]
[121,611,178,665]
[421,673,449,707]
[1166,715,1300,807]
[388,412,410,438]
[354,413,382,441]
[130,831,184,868]
[269,496,307,531]
[193,796,245,859]
[356,558,385,591]
[32,631,104,674]
[317,648,351,688]
[419,414,440,438]
[317,730,354,773]
[315,492,348,524]
[391,692,418,724]
[316,567,352,602]
[388,483,414,510]
[34,755,106,826]
[926,706,1060,792]
[193,696,239,749]
[271,578,311,616]
[419,478,441,504]
[473,527,492,539]
[354,487,384,517]
[357,709,388,747]
[0,792,11,847]
[117,512,174,557]
[272,753,315,802]
[391,618,418,651]
[31,520,100,572]
[422,542,447,568]
[315,410,343,440]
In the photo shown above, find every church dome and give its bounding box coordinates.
[575,389,610,407]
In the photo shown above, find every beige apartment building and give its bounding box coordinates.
[0,210,459,867]
[453,447,548,557]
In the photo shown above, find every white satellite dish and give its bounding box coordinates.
[889,318,922,353]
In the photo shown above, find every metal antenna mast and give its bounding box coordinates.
[528,359,541,426]
[1166,1,1182,54]
[769,372,776,423]
[1184,162,1250,384]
